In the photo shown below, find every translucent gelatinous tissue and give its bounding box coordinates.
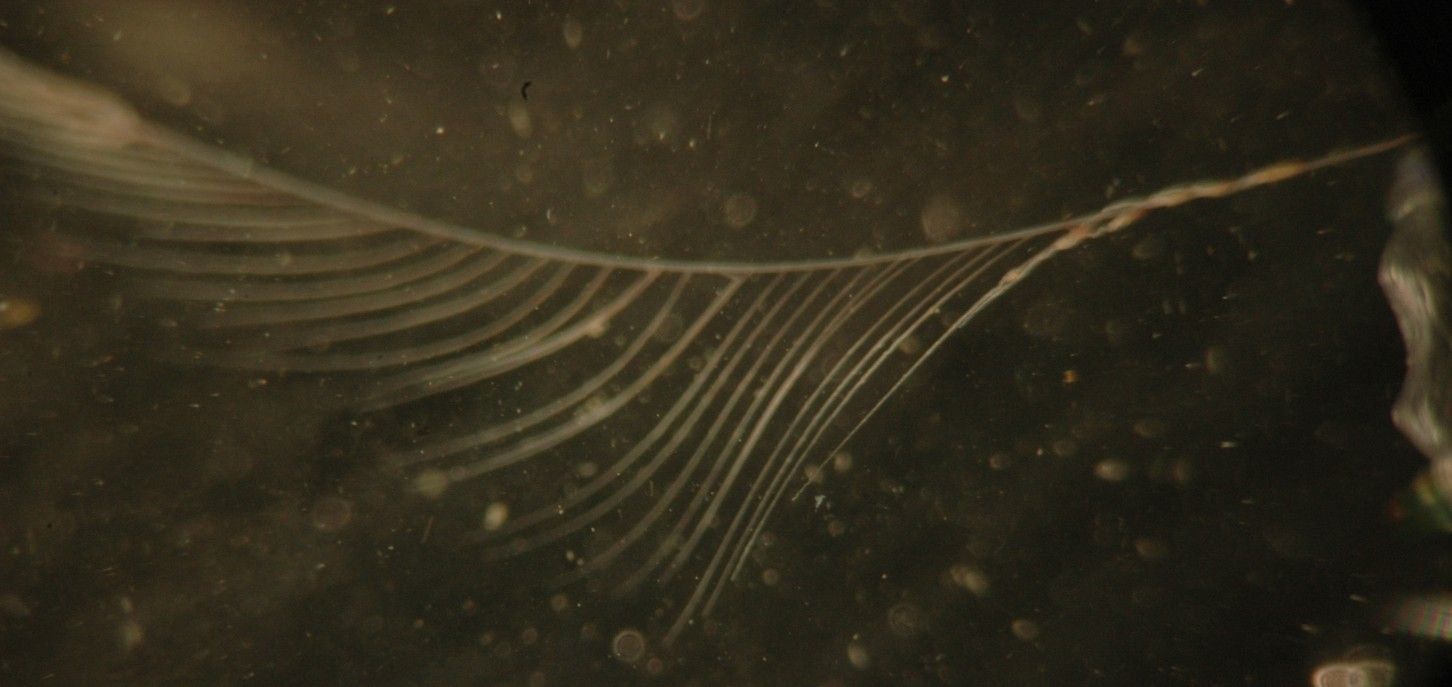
[1381,149,1452,503]
[1382,150,1452,459]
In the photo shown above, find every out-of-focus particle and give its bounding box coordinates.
[562,16,583,48]
[1011,618,1040,641]
[483,502,510,531]
[846,639,871,670]
[0,296,40,330]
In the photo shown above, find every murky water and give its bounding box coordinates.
[0,2,1444,685]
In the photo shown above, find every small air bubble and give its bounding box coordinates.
[723,192,759,228]
[611,628,647,663]
[887,602,926,638]
[672,0,706,21]
[310,496,354,531]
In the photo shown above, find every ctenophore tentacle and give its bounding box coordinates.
[0,46,1414,645]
